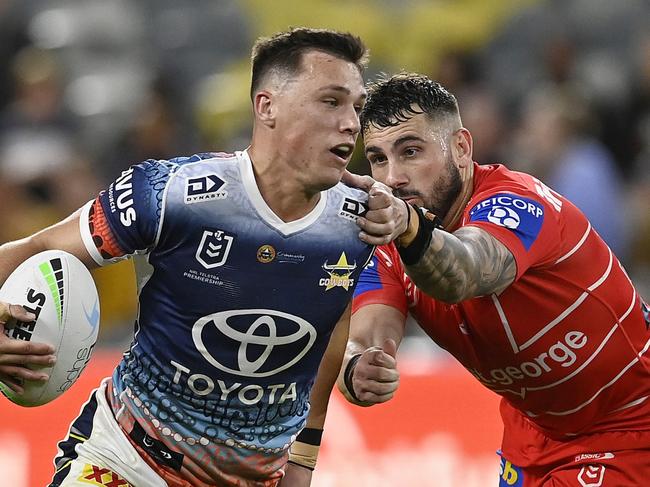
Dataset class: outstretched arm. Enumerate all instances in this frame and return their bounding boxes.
[280,303,352,486]
[396,206,516,302]
[343,171,515,302]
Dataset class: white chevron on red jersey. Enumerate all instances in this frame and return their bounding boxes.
[354,163,650,464]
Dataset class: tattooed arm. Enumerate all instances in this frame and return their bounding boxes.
[402,225,516,303]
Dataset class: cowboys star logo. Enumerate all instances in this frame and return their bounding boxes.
[319,252,357,291]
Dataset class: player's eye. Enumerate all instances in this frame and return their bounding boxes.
[323,98,338,107]
[403,147,419,158]
[367,154,387,165]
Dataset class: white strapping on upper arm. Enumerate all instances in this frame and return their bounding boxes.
[79,200,104,266]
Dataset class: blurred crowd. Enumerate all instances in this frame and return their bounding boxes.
[0,0,648,345]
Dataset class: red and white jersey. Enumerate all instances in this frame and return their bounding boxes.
[353,163,650,465]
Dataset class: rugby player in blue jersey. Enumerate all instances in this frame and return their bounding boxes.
[0,28,408,487]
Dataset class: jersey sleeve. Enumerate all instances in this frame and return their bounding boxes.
[79,160,175,265]
[463,178,562,279]
[352,245,408,316]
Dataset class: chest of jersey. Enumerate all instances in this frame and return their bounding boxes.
[126,158,372,390]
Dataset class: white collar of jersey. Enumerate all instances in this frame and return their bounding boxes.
[238,150,328,236]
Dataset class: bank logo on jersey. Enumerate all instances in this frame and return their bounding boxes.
[192,309,317,377]
[185,174,227,204]
[339,198,367,221]
[488,206,520,229]
[195,229,235,269]
[469,193,544,250]
[320,252,357,291]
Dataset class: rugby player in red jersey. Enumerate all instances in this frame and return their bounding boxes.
[340,73,650,486]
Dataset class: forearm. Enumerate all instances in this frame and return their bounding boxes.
[338,304,404,405]
[0,237,48,285]
[398,205,516,302]
[341,305,405,367]
[402,228,478,303]
[0,209,95,285]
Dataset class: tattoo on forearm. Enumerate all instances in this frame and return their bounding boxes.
[404,226,516,302]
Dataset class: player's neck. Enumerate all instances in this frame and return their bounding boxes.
[442,161,474,229]
[247,146,321,223]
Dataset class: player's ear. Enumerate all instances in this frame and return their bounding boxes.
[453,127,473,167]
[253,90,276,128]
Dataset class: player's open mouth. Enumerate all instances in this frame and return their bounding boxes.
[330,144,354,161]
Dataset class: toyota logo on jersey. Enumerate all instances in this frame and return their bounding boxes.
[192,309,317,378]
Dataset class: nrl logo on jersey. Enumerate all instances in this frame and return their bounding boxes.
[319,252,357,291]
[185,174,228,204]
[339,198,367,221]
[196,228,235,269]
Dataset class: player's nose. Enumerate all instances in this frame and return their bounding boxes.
[339,106,361,135]
[384,161,408,190]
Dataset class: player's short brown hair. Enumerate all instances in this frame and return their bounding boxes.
[250,27,368,99]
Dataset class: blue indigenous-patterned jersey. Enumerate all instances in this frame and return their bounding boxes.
[79,150,373,485]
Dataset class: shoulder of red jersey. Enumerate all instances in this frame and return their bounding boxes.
[463,163,565,276]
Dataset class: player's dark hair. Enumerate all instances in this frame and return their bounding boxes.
[360,72,459,133]
[250,27,368,99]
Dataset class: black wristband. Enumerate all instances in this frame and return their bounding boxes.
[343,353,363,402]
[296,427,323,446]
[397,205,444,266]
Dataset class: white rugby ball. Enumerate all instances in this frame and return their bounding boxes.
[0,250,100,407]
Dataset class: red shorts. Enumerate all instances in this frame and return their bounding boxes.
[499,448,650,486]
[498,403,650,486]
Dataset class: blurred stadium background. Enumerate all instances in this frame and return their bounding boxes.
[1,0,649,485]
